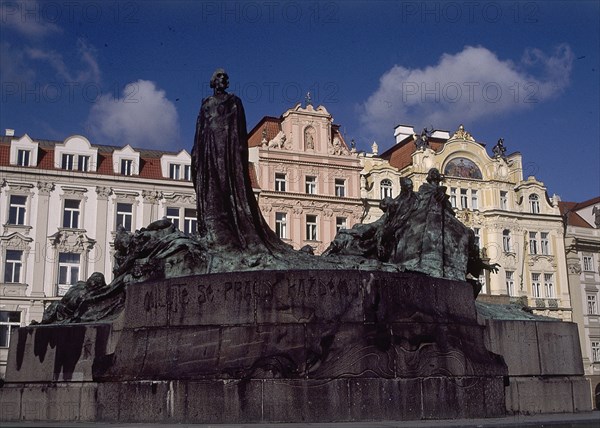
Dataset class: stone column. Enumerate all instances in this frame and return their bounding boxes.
[30,182,53,298]
[28,182,53,322]
[95,187,112,276]
[141,190,162,226]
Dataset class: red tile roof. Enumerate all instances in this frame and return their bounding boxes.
[0,136,185,181]
[248,163,260,190]
[248,117,281,148]
[559,199,600,228]
[381,136,445,171]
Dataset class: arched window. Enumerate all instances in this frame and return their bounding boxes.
[502,229,511,252]
[529,194,540,214]
[380,179,393,199]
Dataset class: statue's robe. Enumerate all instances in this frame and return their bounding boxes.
[191,93,287,252]
[392,183,472,281]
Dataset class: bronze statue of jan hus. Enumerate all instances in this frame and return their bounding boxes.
[191,69,288,253]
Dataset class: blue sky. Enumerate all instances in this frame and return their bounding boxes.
[1,0,598,202]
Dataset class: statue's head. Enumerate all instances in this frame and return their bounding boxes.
[400,177,413,192]
[426,168,442,185]
[210,68,229,92]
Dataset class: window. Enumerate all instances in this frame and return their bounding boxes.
[275,173,286,192]
[529,232,538,255]
[169,163,182,180]
[335,179,346,197]
[380,179,393,199]
[588,295,598,315]
[306,214,317,241]
[166,207,180,229]
[120,159,133,176]
[4,250,23,283]
[57,252,80,295]
[529,194,540,214]
[450,188,457,208]
[275,212,287,239]
[116,203,133,231]
[544,273,554,298]
[583,256,594,272]
[505,271,515,296]
[471,190,479,210]
[460,189,468,209]
[473,228,481,249]
[531,273,541,298]
[0,311,21,348]
[62,199,80,229]
[540,232,550,255]
[184,165,191,181]
[8,195,27,225]
[78,155,90,172]
[17,149,30,166]
[500,191,508,210]
[502,230,512,252]
[62,153,75,170]
[305,176,317,194]
[336,217,347,232]
[592,341,600,362]
[184,209,197,234]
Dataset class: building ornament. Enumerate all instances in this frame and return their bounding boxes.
[329,137,349,156]
[267,131,289,149]
[96,186,112,199]
[0,232,33,250]
[450,124,475,142]
[49,230,96,253]
[7,181,34,193]
[61,186,87,198]
[113,190,140,202]
[568,263,582,274]
[142,190,162,203]
[163,193,196,205]
[35,181,54,195]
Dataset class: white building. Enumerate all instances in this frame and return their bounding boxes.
[560,197,600,408]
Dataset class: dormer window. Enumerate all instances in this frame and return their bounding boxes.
[78,155,90,172]
[170,164,181,180]
[17,149,30,166]
[529,194,540,214]
[62,154,75,170]
[10,134,39,167]
[54,135,98,172]
[121,159,134,176]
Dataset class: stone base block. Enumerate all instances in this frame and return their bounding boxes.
[0,377,505,423]
[506,377,593,414]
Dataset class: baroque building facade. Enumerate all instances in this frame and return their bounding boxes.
[361,125,571,321]
[247,102,363,254]
[0,116,587,380]
[560,197,600,407]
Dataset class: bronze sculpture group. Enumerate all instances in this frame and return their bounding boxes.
[39,69,497,324]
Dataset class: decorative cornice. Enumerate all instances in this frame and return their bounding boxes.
[163,193,196,205]
[61,186,87,197]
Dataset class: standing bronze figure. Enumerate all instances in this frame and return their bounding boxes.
[191,69,286,252]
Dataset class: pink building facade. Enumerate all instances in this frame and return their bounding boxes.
[248,103,363,254]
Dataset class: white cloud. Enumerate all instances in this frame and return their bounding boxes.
[25,38,100,83]
[1,0,62,38]
[86,80,180,149]
[359,45,574,140]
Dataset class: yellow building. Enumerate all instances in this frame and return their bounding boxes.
[361,125,571,320]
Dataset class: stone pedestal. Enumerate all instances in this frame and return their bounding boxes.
[1,270,508,423]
